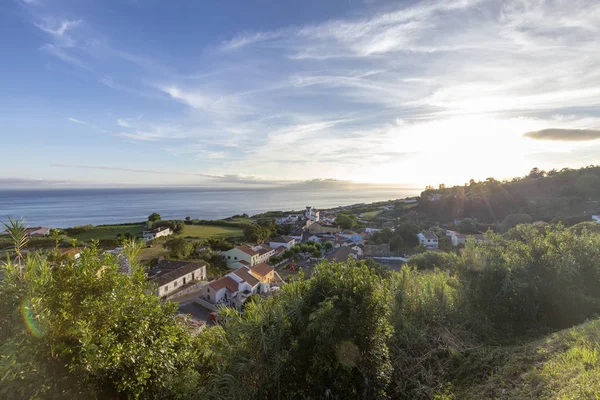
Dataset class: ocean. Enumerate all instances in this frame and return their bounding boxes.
[0,186,421,228]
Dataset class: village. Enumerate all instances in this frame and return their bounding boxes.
[6,192,594,333]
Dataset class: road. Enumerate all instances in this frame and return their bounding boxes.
[178,301,214,324]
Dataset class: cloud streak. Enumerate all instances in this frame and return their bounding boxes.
[35,19,80,37]
[524,128,600,141]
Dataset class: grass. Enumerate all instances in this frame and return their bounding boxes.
[442,318,600,399]
[138,245,169,264]
[179,225,243,239]
[72,223,146,242]
[361,210,381,218]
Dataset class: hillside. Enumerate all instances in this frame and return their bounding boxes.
[445,318,600,399]
[417,166,600,224]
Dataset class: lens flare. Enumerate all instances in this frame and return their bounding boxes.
[21,299,43,338]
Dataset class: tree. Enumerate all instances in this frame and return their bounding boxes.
[335,213,355,230]
[0,243,199,399]
[184,216,191,224]
[148,212,161,222]
[163,238,193,259]
[211,259,393,399]
[1,217,29,265]
[243,224,271,243]
[501,213,533,232]
[324,241,333,252]
[576,174,600,199]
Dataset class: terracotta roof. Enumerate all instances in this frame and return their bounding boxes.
[209,276,239,292]
[237,245,259,256]
[232,266,260,286]
[60,247,83,256]
[250,263,274,277]
[151,260,207,287]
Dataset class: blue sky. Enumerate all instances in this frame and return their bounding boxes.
[2,0,600,188]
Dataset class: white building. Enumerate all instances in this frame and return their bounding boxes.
[446,231,486,247]
[417,231,439,249]
[151,260,207,297]
[222,245,260,268]
[305,206,320,222]
[256,244,275,264]
[200,265,275,312]
[269,235,296,249]
[142,226,173,241]
[24,227,50,237]
[593,215,600,222]
[275,214,302,225]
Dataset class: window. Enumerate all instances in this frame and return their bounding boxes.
[207,288,210,292]
[234,256,237,260]
[174,281,178,287]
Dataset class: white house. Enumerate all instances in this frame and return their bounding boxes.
[447,231,486,247]
[305,206,320,222]
[256,244,275,264]
[418,231,439,249]
[199,275,239,306]
[200,266,270,312]
[24,227,50,237]
[269,235,296,249]
[365,227,382,234]
[593,215,600,222]
[275,214,302,225]
[222,245,260,268]
[151,260,207,297]
[142,226,173,241]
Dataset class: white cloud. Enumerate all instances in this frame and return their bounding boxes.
[116,119,130,128]
[220,31,282,51]
[35,19,81,37]
[67,117,87,125]
[29,0,600,184]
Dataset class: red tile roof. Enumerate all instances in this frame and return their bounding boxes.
[209,276,239,292]
[250,263,274,277]
[237,245,259,256]
[232,266,260,287]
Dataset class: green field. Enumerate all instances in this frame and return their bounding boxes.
[72,223,146,242]
[179,225,243,239]
[361,210,381,218]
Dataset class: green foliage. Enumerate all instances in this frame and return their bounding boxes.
[205,259,393,399]
[163,237,194,259]
[1,217,29,264]
[243,222,275,243]
[419,165,600,223]
[62,224,94,236]
[500,213,533,232]
[0,243,198,399]
[148,212,161,222]
[407,251,460,271]
[335,213,356,229]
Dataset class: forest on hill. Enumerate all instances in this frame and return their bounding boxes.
[2,220,600,399]
[417,165,600,224]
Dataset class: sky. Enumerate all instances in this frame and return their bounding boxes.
[1,0,600,188]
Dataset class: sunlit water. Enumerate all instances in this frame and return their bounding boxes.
[0,187,421,228]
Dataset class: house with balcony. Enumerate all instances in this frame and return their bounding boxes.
[417,231,439,249]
